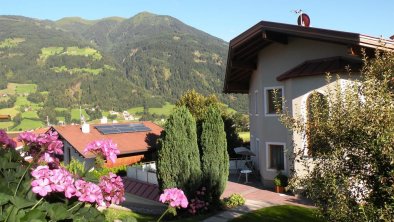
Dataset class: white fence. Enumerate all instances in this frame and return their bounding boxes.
[126,162,158,185]
[127,159,254,184]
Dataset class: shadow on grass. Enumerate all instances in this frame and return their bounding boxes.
[229,205,323,222]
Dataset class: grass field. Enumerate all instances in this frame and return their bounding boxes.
[0,83,37,95]
[51,66,103,75]
[71,108,90,120]
[15,84,37,94]
[0,121,13,130]
[39,46,102,64]
[0,37,25,48]
[239,131,250,142]
[230,205,322,222]
[12,119,44,131]
[149,102,176,116]
[21,111,39,119]
[127,106,144,114]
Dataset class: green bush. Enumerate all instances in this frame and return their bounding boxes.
[280,51,394,221]
[200,106,229,204]
[222,194,245,208]
[274,172,288,187]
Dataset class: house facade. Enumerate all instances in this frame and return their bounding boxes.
[224,20,394,185]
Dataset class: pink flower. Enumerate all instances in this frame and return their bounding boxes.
[99,173,125,206]
[84,139,120,163]
[75,180,104,205]
[159,188,188,208]
[0,130,16,149]
[31,178,52,196]
[18,131,37,144]
[31,165,51,179]
[47,140,63,155]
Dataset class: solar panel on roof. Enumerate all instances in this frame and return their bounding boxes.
[95,125,114,129]
[118,128,136,133]
[95,123,151,135]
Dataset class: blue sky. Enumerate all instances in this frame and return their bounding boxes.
[1,0,393,41]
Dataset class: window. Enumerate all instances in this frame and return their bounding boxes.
[306,92,329,156]
[265,87,283,115]
[266,143,285,170]
[254,90,258,115]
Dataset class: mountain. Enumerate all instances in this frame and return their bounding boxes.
[0,12,246,112]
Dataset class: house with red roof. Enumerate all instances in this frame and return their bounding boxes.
[50,121,162,168]
[224,19,394,186]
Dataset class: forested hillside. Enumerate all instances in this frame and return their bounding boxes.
[0,12,246,113]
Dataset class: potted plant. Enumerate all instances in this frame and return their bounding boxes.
[274,172,288,193]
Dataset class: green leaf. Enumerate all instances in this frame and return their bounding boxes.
[10,196,35,209]
[47,203,70,221]
[20,209,46,222]
[0,193,11,205]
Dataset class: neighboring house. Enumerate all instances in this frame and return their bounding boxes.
[224,20,394,186]
[51,121,162,168]
[0,115,11,122]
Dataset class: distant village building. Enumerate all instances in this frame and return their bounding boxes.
[50,121,162,168]
[109,111,119,116]
[122,110,136,121]
[0,115,11,122]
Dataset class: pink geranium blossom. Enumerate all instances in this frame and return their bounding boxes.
[31,178,52,196]
[18,131,63,163]
[31,165,76,198]
[75,179,104,206]
[99,172,125,206]
[0,130,16,149]
[84,139,120,163]
[159,188,188,208]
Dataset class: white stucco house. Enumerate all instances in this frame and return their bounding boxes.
[224,20,394,186]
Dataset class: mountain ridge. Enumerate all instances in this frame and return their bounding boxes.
[0,12,247,113]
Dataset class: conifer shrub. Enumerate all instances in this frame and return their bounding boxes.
[157,106,202,197]
[200,106,229,204]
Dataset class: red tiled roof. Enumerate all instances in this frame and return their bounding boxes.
[123,178,161,202]
[0,115,11,120]
[52,121,162,158]
[224,20,394,93]
[277,56,362,81]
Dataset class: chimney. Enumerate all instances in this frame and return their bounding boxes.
[81,123,90,134]
[100,116,108,124]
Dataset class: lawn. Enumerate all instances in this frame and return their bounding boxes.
[15,83,37,94]
[149,102,175,116]
[127,106,144,114]
[15,96,30,107]
[21,111,39,119]
[103,208,215,222]
[0,83,37,95]
[71,108,90,120]
[230,205,322,222]
[103,208,154,222]
[12,118,44,131]
[0,121,13,130]
[239,131,250,142]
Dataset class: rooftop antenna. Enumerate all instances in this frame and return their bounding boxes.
[292,9,310,27]
[79,106,85,124]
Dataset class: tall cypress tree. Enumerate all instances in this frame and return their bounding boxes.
[200,106,229,204]
[157,106,202,196]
